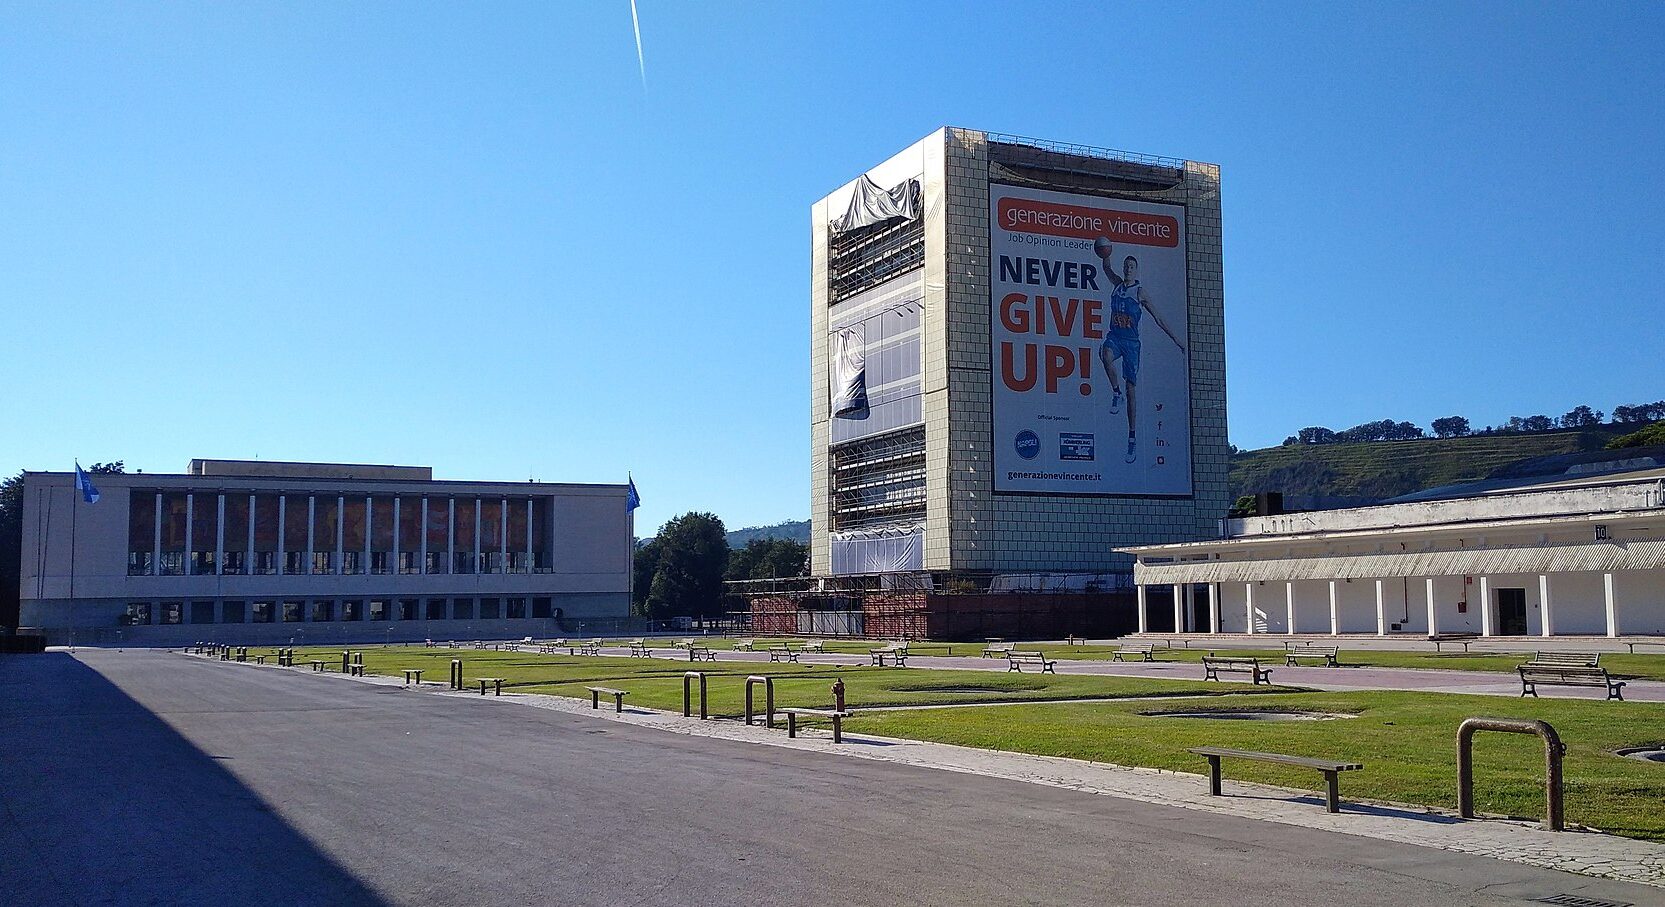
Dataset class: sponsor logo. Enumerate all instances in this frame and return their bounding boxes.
[1060,433,1095,461]
[1014,430,1041,460]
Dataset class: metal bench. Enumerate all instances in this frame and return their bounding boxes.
[309,660,326,672]
[586,686,629,712]
[1518,664,1625,700]
[628,639,653,658]
[1428,633,1477,653]
[1188,746,1363,813]
[768,646,799,663]
[578,640,602,656]
[982,643,1015,658]
[403,669,424,685]
[1284,643,1340,667]
[780,707,853,744]
[1113,645,1155,662]
[1006,651,1055,674]
[733,638,756,651]
[1202,655,1272,685]
[799,640,825,654]
[476,677,506,696]
[687,645,716,662]
[538,639,570,655]
[869,645,909,667]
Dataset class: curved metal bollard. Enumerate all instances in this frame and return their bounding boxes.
[745,675,775,728]
[683,672,708,720]
[1458,717,1565,831]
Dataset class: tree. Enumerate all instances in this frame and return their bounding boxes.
[727,538,807,581]
[1613,401,1665,423]
[630,537,661,615]
[1559,405,1603,428]
[1430,416,1470,439]
[0,472,23,630]
[1607,420,1665,450]
[1292,426,1338,445]
[1521,415,1555,432]
[643,512,729,621]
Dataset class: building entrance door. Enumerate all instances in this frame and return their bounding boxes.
[1496,588,1528,635]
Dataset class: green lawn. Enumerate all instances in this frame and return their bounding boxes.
[844,691,1665,842]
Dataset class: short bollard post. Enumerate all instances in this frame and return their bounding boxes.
[1457,717,1565,831]
[683,671,708,720]
[450,659,464,691]
[745,675,775,727]
[341,651,350,673]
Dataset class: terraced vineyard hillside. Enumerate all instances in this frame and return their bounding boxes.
[1228,426,1628,502]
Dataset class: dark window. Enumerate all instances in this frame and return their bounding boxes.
[284,551,306,575]
[127,491,155,575]
[424,499,448,573]
[480,499,503,573]
[342,497,365,573]
[221,551,246,575]
[530,498,551,572]
[371,551,391,574]
[252,494,280,573]
[311,551,334,575]
[252,601,274,623]
[222,600,246,623]
[451,598,474,621]
[190,601,215,624]
[159,493,187,574]
[506,597,526,619]
[370,496,394,573]
[125,603,152,625]
[222,494,249,575]
[368,600,389,621]
[191,494,217,574]
[252,551,276,575]
[532,597,552,619]
[397,497,422,573]
[282,601,304,622]
[311,600,334,622]
[425,598,446,620]
[479,598,500,620]
[341,600,362,621]
[282,494,309,571]
[398,599,419,621]
[312,497,338,574]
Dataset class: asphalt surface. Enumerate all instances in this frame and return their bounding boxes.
[2,650,1658,907]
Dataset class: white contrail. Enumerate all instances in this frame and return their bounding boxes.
[629,0,646,89]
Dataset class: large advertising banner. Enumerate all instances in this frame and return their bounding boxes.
[990,185,1192,496]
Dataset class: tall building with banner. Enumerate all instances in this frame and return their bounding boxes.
[790,129,1228,636]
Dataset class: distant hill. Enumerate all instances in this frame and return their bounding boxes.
[1229,425,1630,505]
[726,520,810,548]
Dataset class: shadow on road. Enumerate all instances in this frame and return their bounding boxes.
[0,652,390,905]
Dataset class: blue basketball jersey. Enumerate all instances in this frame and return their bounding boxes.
[1109,280,1142,339]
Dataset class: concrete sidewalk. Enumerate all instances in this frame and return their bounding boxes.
[610,646,1665,701]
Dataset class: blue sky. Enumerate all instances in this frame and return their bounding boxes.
[2,2,1661,534]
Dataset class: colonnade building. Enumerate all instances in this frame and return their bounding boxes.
[1123,460,1665,639]
[18,460,632,645]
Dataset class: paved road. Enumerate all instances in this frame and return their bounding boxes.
[2,651,1657,907]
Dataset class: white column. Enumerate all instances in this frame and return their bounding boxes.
[1374,579,1386,636]
[1328,580,1339,636]
[363,495,372,574]
[1285,581,1296,635]
[499,497,509,575]
[1136,584,1148,634]
[335,496,345,575]
[1479,576,1492,636]
[1425,577,1437,634]
[278,495,288,573]
[1208,583,1220,634]
[215,494,225,576]
[392,497,402,573]
[1172,586,1184,634]
[418,496,428,574]
[306,496,316,574]
[1603,572,1618,638]
[184,493,194,576]
[1539,574,1554,637]
[1245,583,1256,634]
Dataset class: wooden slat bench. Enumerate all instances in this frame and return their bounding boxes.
[1188,746,1364,813]
[403,669,424,685]
[538,639,570,655]
[800,640,826,654]
[1284,644,1340,667]
[1006,651,1056,674]
[1428,633,1477,653]
[1113,645,1155,662]
[1530,651,1600,668]
[982,643,1015,658]
[687,645,716,662]
[781,707,853,744]
[586,686,629,712]
[869,645,909,667]
[732,638,756,651]
[476,677,506,696]
[628,639,653,658]
[768,646,799,663]
[1202,656,1272,685]
[1518,664,1625,700]
[578,640,602,656]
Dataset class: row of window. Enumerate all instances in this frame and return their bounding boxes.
[128,549,551,577]
[123,597,558,625]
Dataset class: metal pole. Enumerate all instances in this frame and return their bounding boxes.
[1457,717,1564,831]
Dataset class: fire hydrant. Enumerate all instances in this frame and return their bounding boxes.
[832,677,846,712]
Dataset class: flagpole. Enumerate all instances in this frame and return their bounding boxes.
[68,474,77,653]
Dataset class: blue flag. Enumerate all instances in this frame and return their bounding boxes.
[73,461,101,504]
[625,477,641,512]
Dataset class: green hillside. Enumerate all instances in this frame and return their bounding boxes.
[1229,427,1627,502]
